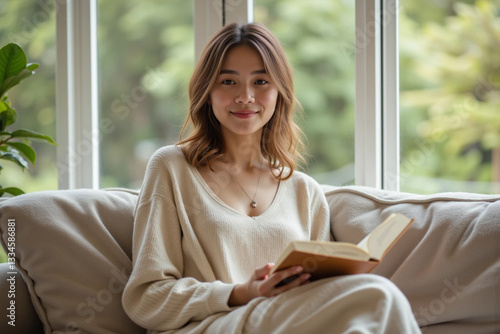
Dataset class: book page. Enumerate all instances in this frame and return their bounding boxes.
[291,241,370,261]
[357,213,413,261]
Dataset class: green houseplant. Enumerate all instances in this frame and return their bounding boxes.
[0,43,56,196]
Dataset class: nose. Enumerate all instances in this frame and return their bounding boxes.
[235,84,255,104]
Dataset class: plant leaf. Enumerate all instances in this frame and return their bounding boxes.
[10,129,56,145]
[5,141,36,165]
[0,150,28,169]
[0,43,27,82]
[0,99,8,112]
[0,67,37,98]
[27,63,39,71]
[0,100,17,131]
[0,186,25,196]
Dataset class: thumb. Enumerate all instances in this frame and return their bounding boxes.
[254,263,274,280]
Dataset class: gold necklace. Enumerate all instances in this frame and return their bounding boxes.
[233,167,263,208]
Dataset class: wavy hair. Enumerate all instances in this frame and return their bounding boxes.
[178,22,305,179]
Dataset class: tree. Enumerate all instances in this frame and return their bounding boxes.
[1,0,497,194]
[400,0,500,193]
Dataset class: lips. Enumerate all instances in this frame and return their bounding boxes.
[230,110,258,119]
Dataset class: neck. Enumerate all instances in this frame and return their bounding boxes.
[222,133,264,169]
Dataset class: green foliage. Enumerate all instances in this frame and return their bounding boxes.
[97,0,194,188]
[0,43,56,197]
[255,0,356,181]
[400,0,500,193]
[0,0,497,193]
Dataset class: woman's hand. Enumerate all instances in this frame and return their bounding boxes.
[228,263,310,307]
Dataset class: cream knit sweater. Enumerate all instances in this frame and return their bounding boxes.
[122,145,331,332]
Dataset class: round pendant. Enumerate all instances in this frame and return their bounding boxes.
[251,201,257,208]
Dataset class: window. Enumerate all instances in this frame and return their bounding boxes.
[399,0,500,194]
[254,0,356,186]
[0,0,58,193]
[97,0,194,189]
[21,0,496,194]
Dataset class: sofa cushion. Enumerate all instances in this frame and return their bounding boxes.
[0,262,44,333]
[323,185,500,334]
[1,185,499,334]
[0,189,145,334]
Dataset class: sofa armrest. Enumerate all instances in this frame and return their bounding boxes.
[0,262,44,333]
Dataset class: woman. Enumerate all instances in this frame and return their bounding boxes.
[122,22,420,333]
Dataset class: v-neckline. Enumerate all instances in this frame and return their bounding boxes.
[188,163,284,219]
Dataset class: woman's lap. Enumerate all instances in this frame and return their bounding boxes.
[207,274,421,334]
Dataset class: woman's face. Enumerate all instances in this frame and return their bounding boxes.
[209,44,279,140]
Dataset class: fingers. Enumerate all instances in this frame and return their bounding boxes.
[275,272,311,293]
[273,265,304,285]
[232,264,310,306]
[261,266,310,296]
[253,263,274,280]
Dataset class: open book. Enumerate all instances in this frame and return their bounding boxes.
[270,213,414,283]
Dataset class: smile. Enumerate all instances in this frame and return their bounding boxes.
[230,110,258,119]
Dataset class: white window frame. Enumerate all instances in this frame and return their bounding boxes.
[355,0,400,190]
[56,0,99,189]
[55,0,398,190]
[194,0,254,60]
[194,0,224,61]
[382,0,400,191]
[355,0,383,189]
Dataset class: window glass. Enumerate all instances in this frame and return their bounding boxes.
[254,0,356,185]
[399,0,500,194]
[0,0,58,194]
[98,0,194,189]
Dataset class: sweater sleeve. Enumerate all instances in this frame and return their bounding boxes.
[306,177,332,242]
[122,149,235,331]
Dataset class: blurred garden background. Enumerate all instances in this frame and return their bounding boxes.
[0,0,498,195]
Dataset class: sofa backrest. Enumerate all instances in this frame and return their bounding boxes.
[323,185,500,333]
[0,188,145,334]
[0,186,499,334]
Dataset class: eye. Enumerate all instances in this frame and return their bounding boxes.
[255,79,269,85]
[221,79,235,85]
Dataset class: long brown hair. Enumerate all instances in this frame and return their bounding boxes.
[178,22,304,179]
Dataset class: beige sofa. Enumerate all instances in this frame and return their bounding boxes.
[0,186,499,334]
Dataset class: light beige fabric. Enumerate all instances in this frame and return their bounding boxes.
[122,146,420,333]
[323,185,500,334]
[204,275,420,334]
[0,188,145,334]
[0,179,497,333]
[122,146,332,332]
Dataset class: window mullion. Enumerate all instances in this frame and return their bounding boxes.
[194,0,224,61]
[382,0,400,191]
[56,0,99,189]
[224,0,254,24]
[194,0,253,62]
[355,0,382,188]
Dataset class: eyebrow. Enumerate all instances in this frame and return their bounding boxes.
[220,69,267,75]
